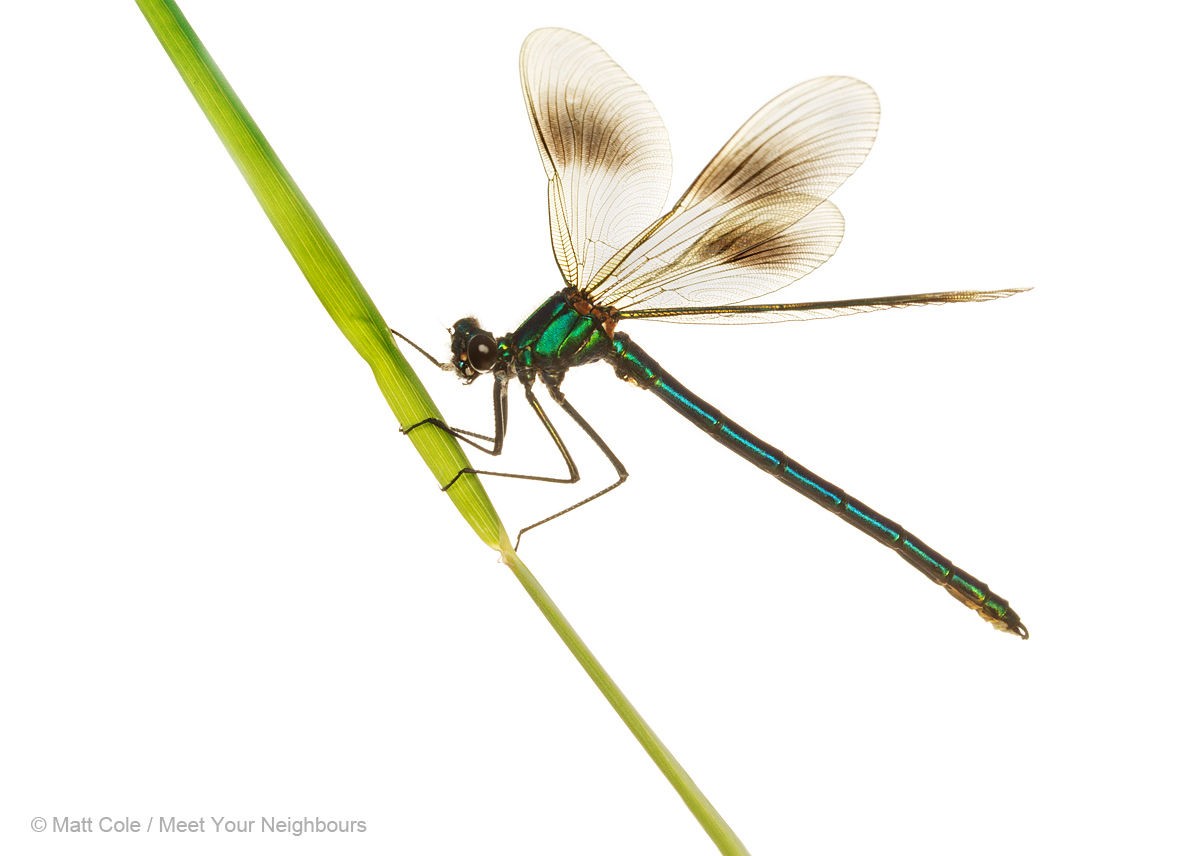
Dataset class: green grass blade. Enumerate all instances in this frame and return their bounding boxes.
[134,0,504,548]
[134,2,749,852]
[504,551,751,856]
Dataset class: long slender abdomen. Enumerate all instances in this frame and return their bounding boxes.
[606,333,1026,637]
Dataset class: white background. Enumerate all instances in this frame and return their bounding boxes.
[4,1,1196,854]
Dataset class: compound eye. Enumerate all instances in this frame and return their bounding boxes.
[466,333,498,373]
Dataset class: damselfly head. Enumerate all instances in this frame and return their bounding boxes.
[449,317,499,382]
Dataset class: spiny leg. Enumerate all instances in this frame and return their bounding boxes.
[401,372,510,455]
[413,374,629,547]
[443,378,583,491]
[390,327,510,452]
[512,378,629,550]
[389,327,447,370]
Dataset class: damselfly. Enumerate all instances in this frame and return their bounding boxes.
[395,28,1028,637]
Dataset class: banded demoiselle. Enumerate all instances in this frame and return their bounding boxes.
[395,28,1028,638]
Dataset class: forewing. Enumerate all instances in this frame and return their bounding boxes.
[587,77,879,311]
[520,28,672,290]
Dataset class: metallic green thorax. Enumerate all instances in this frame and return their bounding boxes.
[505,291,614,373]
